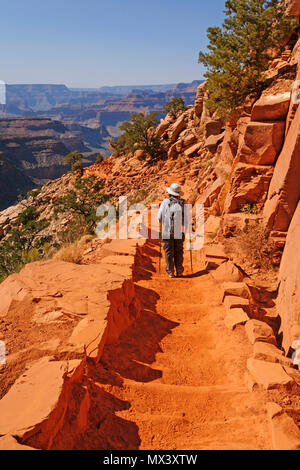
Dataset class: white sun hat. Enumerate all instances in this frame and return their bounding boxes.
[166,183,183,197]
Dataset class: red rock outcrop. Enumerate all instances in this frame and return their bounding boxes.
[0,238,147,449]
[251,93,291,122]
[263,103,300,231]
[238,121,285,165]
[276,201,300,354]
[223,164,273,213]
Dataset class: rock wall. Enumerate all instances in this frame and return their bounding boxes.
[277,201,300,354]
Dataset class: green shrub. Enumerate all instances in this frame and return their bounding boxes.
[96,154,104,164]
[63,150,83,171]
[240,203,258,214]
[27,188,41,199]
[54,175,108,233]
[163,97,185,119]
[115,113,164,161]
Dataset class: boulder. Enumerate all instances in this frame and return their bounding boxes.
[263,104,300,232]
[156,116,173,137]
[238,122,285,165]
[168,114,187,143]
[267,402,300,450]
[224,308,249,330]
[276,201,300,353]
[224,295,250,313]
[211,261,244,282]
[0,239,143,361]
[247,358,293,389]
[182,133,196,148]
[253,341,293,367]
[245,319,276,345]
[251,93,291,122]
[223,163,273,213]
[221,281,250,301]
[204,119,223,138]
[204,132,225,153]
[184,142,202,157]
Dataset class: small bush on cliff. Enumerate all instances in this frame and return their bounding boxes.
[58,215,89,244]
[63,150,83,172]
[116,112,164,161]
[54,175,109,233]
[0,205,50,279]
[27,187,41,199]
[163,97,186,119]
[96,153,104,164]
[240,202,258,214]
[198,0,296,119]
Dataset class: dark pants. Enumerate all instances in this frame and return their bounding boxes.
[163,237,184,275]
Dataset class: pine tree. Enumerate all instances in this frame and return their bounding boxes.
[63,150,83,171]
[117,112,163,160]
[199,0,296,119]
[163,97,186,118]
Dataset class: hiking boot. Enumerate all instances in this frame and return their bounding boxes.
[167,271,175,278]
[176,268,184,277]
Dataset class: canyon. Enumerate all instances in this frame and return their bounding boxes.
[0,1,299,451]
[0,81,201,209]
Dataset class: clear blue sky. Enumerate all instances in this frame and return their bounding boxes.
[1,0,226,87]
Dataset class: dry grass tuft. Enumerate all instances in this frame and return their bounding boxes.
[53,243,85,264]
[235,221,274,269]
[77,234,95,246]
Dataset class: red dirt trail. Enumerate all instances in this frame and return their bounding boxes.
[99,241,273,450]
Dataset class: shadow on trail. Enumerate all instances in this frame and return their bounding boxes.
[100,284,179,383]
[81,243,179,450]
[133,240,159,281]
[180,269,208,279]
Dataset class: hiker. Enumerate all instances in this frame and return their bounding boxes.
[157,183,187,278]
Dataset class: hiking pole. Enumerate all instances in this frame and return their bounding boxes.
[159,224,162,273]
[189,224,193,274]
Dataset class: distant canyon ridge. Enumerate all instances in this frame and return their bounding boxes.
[0,80,202,209]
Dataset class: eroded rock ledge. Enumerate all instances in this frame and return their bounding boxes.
[0,237,148,450]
